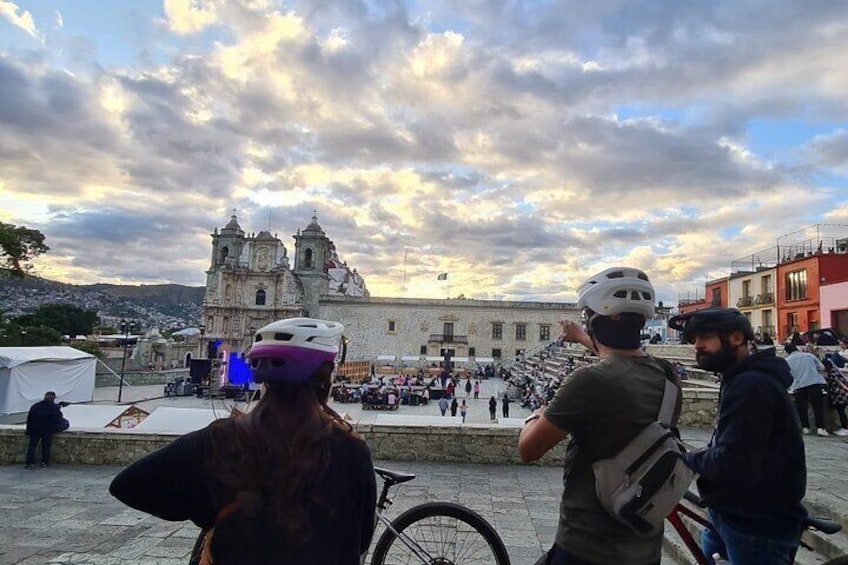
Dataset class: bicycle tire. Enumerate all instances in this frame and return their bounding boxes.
[371,501,510,565]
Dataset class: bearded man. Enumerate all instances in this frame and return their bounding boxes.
[668,308,807,564]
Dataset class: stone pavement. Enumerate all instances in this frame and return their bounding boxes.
[2,427,847,565]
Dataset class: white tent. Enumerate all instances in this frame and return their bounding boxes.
[0,347,96,414]
[133,407,227,433]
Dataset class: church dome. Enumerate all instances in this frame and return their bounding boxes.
[303,213,325,235]
[222,213,244,235]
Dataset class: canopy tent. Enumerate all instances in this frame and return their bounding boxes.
[0,347,96,414]
[376,354,396,361]
[452,356,470,363]
[400,355,421,362]
[133,407,226,433]
[61,404,149,430]
[425,356,444,362]
[474,357,495,363]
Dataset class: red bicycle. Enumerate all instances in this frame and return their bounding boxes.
[667,491,845,564]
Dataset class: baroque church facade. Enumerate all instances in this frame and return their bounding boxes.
[202,214,579,363]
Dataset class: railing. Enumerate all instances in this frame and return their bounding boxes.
[737,296,754,308]
[755,292,774,305]
[428,334,468,344]
[757,325,775,337]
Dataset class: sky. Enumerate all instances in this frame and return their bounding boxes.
[1,0,847,305]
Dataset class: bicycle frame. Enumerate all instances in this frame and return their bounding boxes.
[364,476,433,565]
[667,501,712,565]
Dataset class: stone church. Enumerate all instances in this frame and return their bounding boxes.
[202,214,579,363]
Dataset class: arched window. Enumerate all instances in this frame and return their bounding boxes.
[220,246,229,264]
[255,289,266,306]
[304,248,313,269]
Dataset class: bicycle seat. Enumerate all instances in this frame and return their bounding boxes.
[804,515,842,535]
[374,466,416,485]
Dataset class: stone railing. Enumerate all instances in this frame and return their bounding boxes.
[0,388,719,466]
[0,424,566,467]
[94,371,178,388]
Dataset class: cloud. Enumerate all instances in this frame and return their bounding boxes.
[0,1,39,39]
[2,0,847,304]
[163,0,220,34]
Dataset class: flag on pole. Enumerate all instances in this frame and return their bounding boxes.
[437,272,448,280]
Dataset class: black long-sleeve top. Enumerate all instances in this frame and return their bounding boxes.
[110,423,376,564]
[26,400,62,436]
[686,349,807,538]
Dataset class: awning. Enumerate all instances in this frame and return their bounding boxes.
[425,356,444,362]
[376,354,396,361]
[452,356,470,363]
[474,357,495,363]
[401,355,421,361]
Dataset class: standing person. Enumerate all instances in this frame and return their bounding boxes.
[501,392,510,418]
[25,391,65,469]
[473,380,480,399]
[110,318,376,565]
[438,396,449,416]
[823,357,848,436]
[464,379,472,399]
[450,397,459,417]
[460,400,467,423]
[488,396,497,421]
[668,308,807,564]
[784,343,829,436]
[519,267,679,564]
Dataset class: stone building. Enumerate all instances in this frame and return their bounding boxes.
[202,214,579,362]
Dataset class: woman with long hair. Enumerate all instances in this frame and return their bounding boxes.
[110,318,376,564]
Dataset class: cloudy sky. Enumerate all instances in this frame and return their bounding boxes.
[1,0,847,304]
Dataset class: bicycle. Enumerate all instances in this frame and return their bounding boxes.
[369,466,511,565]
[189,465,511,565]
[667,491,845,564]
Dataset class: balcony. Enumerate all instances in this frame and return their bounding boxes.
[736,295,754,308]
[755,292,774,305]
[429,334,468,344]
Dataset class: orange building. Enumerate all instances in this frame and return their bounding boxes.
[776,253,848,338]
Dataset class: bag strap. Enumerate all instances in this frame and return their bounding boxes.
[198,500,240,565]
[658,377,679,426]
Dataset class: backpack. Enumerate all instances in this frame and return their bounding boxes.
[591,373,694,537]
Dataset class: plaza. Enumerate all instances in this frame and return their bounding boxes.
[1,375,847,564]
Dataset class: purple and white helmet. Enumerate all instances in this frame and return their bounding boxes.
[248,318,345,384]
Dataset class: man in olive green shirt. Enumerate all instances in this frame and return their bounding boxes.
[519,268,678,565]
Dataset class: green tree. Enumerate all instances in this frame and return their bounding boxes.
[14,304,100,336]
[71,340,105,359]
[94,325,118,335]
[0,222,49,277]
[19,325,62,346]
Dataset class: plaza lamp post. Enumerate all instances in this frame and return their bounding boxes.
[118,319,138,403]
[20,329,27,346]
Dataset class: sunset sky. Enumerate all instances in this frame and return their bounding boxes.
[1,1,847,303]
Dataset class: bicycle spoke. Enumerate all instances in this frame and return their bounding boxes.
[381,513,501,565]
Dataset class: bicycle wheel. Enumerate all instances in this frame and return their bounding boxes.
[371,502,510,565]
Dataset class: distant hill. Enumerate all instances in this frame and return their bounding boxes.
[0,274,205,330]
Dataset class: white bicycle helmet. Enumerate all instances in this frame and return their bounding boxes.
[576,267,656,320]
[248,317,345,384]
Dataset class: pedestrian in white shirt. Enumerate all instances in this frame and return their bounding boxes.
[785,343,828,436]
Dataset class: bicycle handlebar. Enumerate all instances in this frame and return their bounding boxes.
[683,490,705,507]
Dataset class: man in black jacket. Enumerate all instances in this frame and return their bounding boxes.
[669,308,806,564]
[25,391,64,469]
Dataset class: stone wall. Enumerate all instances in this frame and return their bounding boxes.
[94,371,180,388]
[0,424,566,467]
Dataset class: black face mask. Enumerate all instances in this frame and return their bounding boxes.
[695,338,738,373]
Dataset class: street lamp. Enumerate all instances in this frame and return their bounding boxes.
[198,324,206,358]
[118,319,138,403]
[20,329,27,346]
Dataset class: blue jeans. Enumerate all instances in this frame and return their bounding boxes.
[702,510,799,565]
